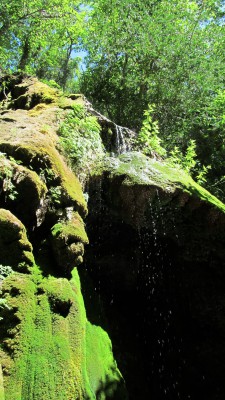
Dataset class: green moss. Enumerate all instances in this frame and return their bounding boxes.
[51,212,89,244]
[102,152,225,213]
[28,103,51,117]
[1,273,37,399]
[13,78,60,110]
[86,322,126,399]
[0,364,4,400]
[0,142,87,217]
[50,213,89,272]
[0,209,34,271]
[1,268,124,400]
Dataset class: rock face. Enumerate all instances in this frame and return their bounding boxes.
[0,75,126,400]
[2,74,225,400]
[84,153,225,399]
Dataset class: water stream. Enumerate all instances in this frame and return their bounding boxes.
[114,124,131,154]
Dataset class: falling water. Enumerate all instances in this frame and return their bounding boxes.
[115,125,126,154]
[113,124,135,155]
[135,192,189,399]
[81,120,198,398]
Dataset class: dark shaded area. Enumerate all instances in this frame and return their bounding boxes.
[80,176,225,400]
[0,305,21,358]
[0,73,25,102]
[48,297,72,317]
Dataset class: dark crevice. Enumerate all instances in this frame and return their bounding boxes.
[49,297,72,318]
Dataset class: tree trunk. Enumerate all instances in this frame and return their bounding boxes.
[18,36,30,71]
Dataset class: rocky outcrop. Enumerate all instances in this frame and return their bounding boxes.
[85,153,225,400]
[0,75,126,400]
[0,209,34,272]
[2,74,225,400]
[91,152,225,260]
[51,212,89,274]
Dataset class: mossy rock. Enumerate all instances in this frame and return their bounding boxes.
[101,152,225,210]
[51,212,89,274]
[0,75,126,400]
[10,77,60,110]
[0,209,34,272]
[0,364,4,400]
[0,114,87,217]
[86,322,127,399]
[94,152,225,228]
[0,268,126,400]
[0,154,47,228]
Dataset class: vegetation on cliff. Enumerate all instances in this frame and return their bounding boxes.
[3,0,225,202]
[0,76,126,400]
[0,1,225,396]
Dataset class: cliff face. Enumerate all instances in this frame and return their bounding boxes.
[0,75,126,400]
[1,75,225,400]
[85,155,225,399]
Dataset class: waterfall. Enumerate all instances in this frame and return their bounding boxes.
[115,125,126,154]
[114,124,135,155]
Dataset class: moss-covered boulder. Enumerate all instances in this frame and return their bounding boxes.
[0,209,34,272]
[97,151,225,222]
[0,75,59,110]
[0,268,125,400]
[0,75,87,217]
[90,152,225,260]
[51,212,89,275]
[0,153,47,228]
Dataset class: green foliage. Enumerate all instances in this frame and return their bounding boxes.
[169,140,197,173]
[196,165,212,186]
[39,167,56,184]
[40,79,61,90]
[48,186,62,205]
[79,0,225,199]
[168,139,211,185]
[136,105,166,157]
[58,104,104,176]
[0,0,88,90]
[81,0,225,128]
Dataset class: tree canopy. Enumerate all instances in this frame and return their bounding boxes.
[0,0,86,89]
[1,0,225,199]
